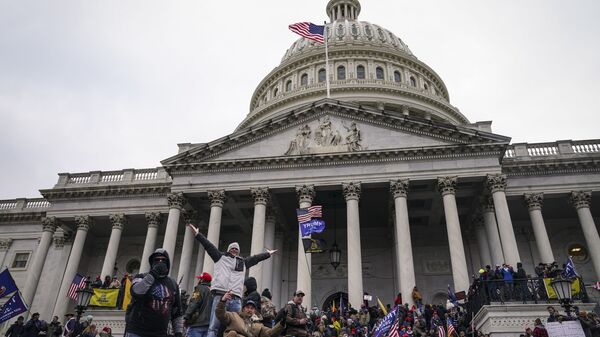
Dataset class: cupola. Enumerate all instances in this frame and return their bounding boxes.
[326,0,361,21]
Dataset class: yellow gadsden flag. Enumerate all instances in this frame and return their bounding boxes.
[122,277,132,310]
[543,278,581,299]
[89,288,119,307]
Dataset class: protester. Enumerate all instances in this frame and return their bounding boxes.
[22,313,42,337]
[81,324,97,337]
[532,318,548,337]
[62,314,76,337]
[412,287,423,309]
[125,248,184,337]
[260,289,277,328]
[48,317,62,337]
[186,223,276,337]
[5,316,25,337]
[546,306,561,323]
[216,290,284,337]
[101,275,112,289]
[243,277,262,314]
[285,290,310,337]
[110,276,121,289]
[185,272,214,337]
[98,327,112,337]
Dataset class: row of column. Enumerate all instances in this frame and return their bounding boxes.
[475,189,600,279]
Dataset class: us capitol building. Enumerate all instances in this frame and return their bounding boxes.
[1,1,599,335]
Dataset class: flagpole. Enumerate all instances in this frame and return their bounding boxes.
[324,21,331,99]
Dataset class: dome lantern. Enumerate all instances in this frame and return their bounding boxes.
[326,0,361,22]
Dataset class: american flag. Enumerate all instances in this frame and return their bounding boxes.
[437,326,446,337]
[68,274,87,301]
[296,205,323,224]
[447,318,456,337]
[388,314,401,337]
[308,205,322,218]
[288,22,325,43]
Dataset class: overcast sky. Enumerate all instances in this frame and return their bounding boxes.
[1,0,599,200]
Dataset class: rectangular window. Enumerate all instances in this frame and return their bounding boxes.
[12,252,30,269]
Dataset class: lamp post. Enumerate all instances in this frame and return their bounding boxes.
[75,279,94,322]
[550,274,574,318]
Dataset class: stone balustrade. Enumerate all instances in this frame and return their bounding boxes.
[504,139,600,158]
[0,198,50,211]
[55,167,170,187]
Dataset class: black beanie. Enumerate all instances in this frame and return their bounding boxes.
[261,288,272,299]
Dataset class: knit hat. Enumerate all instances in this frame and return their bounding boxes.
[227,242,240,252]
[261,288,272,299]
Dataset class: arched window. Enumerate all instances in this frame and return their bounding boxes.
[356,65,365,79]
[410,76,417,87]
[337,66,346,80]
[394,71,401,83]
[285,80,292,92]
[376,67,384,80]
[300,73,308,86]
[273,87,279,97]
[318,68,326,83]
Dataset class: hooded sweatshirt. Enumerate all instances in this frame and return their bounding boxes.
[125,249,183,337]
[244,277,262,313]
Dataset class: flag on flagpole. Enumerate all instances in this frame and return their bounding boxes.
[307,205,322,218]
[437,325,446,337]
[372,307,398,337]
[563,257,578,279]
[121,277,132,310]
[388,312,401,337]
[0,291,27,324]
[0,269,19,299]
[331,299,336,312]
[288,22,325,43]
[296,208,312,224]
[377,297,388,315]
[447,284,458,306]
[68,274,87,301]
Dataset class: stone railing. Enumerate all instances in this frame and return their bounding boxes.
[504,139,600,159]
[55,167,170,187]
[0,198,50,211]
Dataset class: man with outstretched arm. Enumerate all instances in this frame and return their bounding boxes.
[187,224,276,337]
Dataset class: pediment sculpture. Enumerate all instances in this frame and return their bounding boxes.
[285,116,364,155]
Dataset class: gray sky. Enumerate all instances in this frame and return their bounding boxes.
[1,0,599,199]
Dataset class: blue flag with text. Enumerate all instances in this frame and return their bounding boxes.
[0,292,28,324]
[0,269,18,299]
[299,219,326,237]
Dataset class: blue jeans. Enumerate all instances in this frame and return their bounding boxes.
[188,326,209,337]
[207,295,241,337]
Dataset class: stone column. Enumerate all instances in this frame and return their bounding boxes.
[0,239,13,268]
[390,179,416,306]
[202,190,226,275]
[23,217,57,307]
[100,214,126,279]
[474,220,492,267]
[178,210,199,292]
[570,191,600,278]
[487,174,520,266]
[481,195,504,266]
[140,212,161,273]
[249,187,270,290]
[272,231,284,307]
[524,193,555,264]
[437,177,469,292]
[262,212,276,294]
[53,216,92,318]
[295,184,315,309]
[343,182,364,309]
[163,193,185,262]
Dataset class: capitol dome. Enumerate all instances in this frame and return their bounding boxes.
[237,0,470,130]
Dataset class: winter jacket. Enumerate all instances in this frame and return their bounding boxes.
[285,301,309,337]
[195,233,270,298]
[260,296,277,327]
[22,320,41,337]
[5,322,25,337]
[215,300,284,337]
[533,325,549,337]
[184,281,213,328]
[125,249,184,337]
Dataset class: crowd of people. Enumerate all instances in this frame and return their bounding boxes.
[5,312,113,337]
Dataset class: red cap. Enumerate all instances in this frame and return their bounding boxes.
[196,272,212,282]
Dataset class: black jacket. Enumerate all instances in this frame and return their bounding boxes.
[244,277,262,313]
[184,282,213,328]
[5,322,25,337]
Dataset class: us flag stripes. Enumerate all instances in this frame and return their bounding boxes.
[68,273,87,301]
[437,326,446,337]
[447,318,456,336]
[307,205,322,218]
[288,22,325,43]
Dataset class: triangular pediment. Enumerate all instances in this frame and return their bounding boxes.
[162,100,510,171]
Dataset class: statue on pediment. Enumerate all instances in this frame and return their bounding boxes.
[343,121,362,151]
[285,124,312,155]
[315,116,342,146]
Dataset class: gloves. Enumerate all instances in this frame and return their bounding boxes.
[150,261,169,279]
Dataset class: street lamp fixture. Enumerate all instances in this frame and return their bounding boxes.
[75,279,94,322]
[329,243,341,269]
[550,275,574,318]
